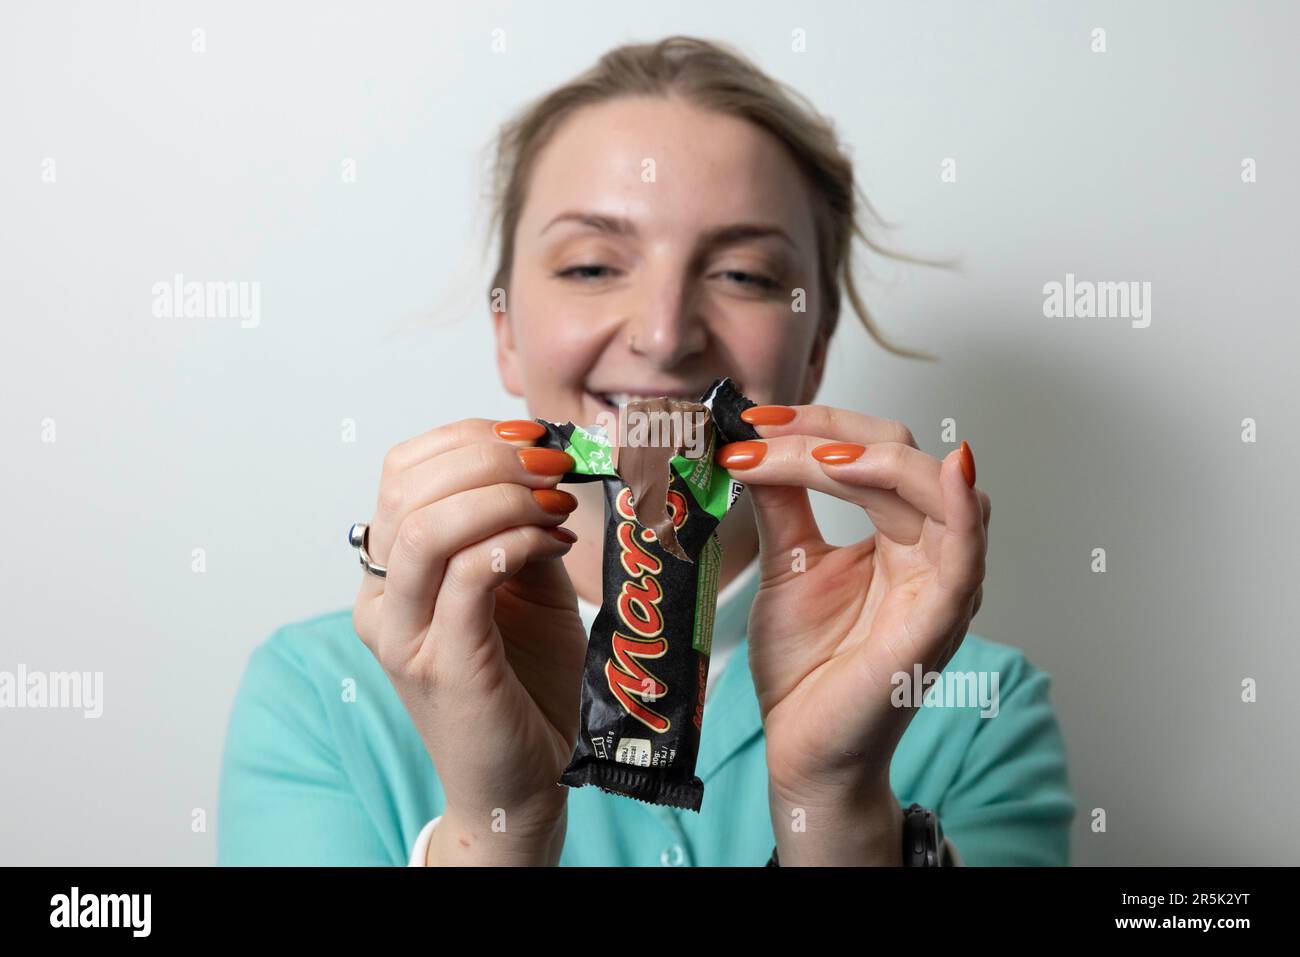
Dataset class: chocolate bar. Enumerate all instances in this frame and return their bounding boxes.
[533,377,760,811]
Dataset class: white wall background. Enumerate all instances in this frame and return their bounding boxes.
[2,0,1296,865]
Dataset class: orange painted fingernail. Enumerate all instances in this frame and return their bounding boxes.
[532,488,578,514]
[959,440,976,488]
[517,447,574,475]
[811,442,865,464]
[494,419,547,442]
[716,440,767,469]
[546,526,578,544]
[741,405,796,426]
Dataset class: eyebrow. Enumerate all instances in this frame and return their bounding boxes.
[540,211,798,252]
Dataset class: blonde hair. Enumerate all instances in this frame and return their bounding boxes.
[482,35,944,361]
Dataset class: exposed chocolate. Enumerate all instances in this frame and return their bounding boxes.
[615,397,710,563]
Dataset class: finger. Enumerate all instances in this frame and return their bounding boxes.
[505,529,583,615]
[370,442,573,567]
[744,405,992,533]
[905,447,986,659]
[718,436,934,545]
[377,483,577,662]
[488,418,552,448]
[740,404,917,449]
[380,417,537,477]
[359,418,553,604]
[934,445,985,603]
[738,403,989,534]
[426,524,577,680]
[745,484,825,567]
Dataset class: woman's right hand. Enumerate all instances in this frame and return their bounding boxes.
[351,418,588,865]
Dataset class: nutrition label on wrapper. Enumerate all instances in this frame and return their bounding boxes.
[615,737,652,767]
[609,736,681,769]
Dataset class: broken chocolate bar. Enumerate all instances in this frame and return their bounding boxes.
[615,395,711,563]
[533,377,760,811]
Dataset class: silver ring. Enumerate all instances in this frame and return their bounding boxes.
[348,522,387,579]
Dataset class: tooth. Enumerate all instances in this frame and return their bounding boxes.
[600,392,693,406]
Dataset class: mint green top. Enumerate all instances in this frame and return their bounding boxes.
[218,569,1075,866]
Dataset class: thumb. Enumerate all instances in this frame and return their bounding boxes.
[744,483,824,570]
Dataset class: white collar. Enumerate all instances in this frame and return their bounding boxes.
[576,551,762,655]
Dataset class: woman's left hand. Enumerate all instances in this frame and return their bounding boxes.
[716,404,990,865]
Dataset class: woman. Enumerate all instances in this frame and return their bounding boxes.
[217,35,1075,866]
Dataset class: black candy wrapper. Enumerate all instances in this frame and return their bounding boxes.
[533,377,760,811]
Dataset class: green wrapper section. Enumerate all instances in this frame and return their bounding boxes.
[671,431,739,520]
[562,425,617,477]
[692,534,722,654]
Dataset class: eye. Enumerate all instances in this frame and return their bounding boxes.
[717,270,780,290]
[554,264,615,282]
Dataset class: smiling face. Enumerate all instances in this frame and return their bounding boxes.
[494,94,829,428]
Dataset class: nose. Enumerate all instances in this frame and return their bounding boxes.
[625,277,707,367]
